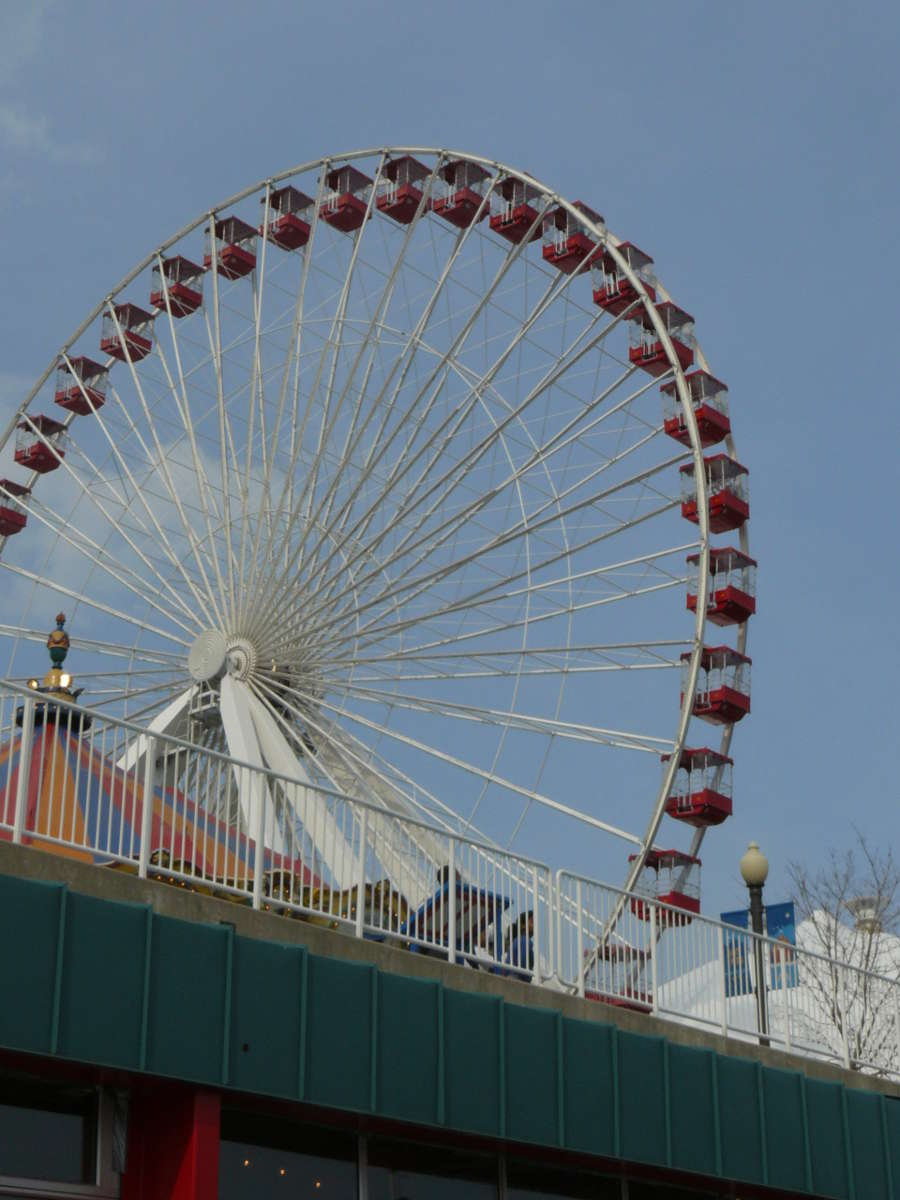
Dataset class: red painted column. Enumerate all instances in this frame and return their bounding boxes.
[122,1087,220,1200]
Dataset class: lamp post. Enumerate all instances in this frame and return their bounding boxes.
[740,841,770,1046]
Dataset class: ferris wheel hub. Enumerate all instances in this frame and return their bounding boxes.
[225,637,257,680]
[187,630,228,682]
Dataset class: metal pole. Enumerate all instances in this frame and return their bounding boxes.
[355,806,367,941]
[251,768,265,911]
[137,737,157,880]
[576,879,585,999]
[531,866,541,984]
[447,839,457,965]
[12,696,35,845]
[748,882,769,1046]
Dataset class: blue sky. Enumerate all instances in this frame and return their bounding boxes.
[1,1,898,916]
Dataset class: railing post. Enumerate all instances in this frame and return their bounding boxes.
[251,769,265,911]
[839,964,851,1069]
[575,879,585,999]
[137,736,157,880]
[531,866,542,984]
[355,805,367,941]
[12,695,35,845]
[718,924,729,1037]
[447,838,456,965]
[546,870,555,984]
[780,946,792,1051]
[649,903,659,1013]
[555,870,564,985]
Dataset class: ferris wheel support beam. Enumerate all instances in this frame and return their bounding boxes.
[219,674,272,857]
[249,675,438,904]
[242,685,358,890]
[116,685,196,775]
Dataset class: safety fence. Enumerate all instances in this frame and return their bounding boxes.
[0,679,897,1082]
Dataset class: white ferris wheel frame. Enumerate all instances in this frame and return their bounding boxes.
[0,146,750,895]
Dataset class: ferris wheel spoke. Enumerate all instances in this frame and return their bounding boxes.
[285,156,389,558]
[251,672,449,833]
[290,334,642,636]
[64,365,223,627]
[204,217,243,626]
[12,495,199,638]
[0,560,190,647]
[251,171,527,625]
[304,454,683,654]
[288,683,644,846]
[0,628,185,669]
[152,271,239,626]
[292,262,580,605]
[85,675,192,709]
[297,222,565,585]
[325,680,676,755]
[297,172,448,561]
[333,566,684,667]
[22,432,208,633]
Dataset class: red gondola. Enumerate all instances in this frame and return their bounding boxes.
[687,546,756,626]
[99,304,155,363]
[489,177,542,244]
[14,415,67,474]
[681,645,751,725]
[542,201,603,274]
[628,301,694,375]
[150,256,204,317]
[591,241,655,316]
[376,156,430,225]
[662,747,733,827]
[680,454,749,534]
[262,186,315,250]
[0,480,30,536]
[628,848,701,923]
[319,165,372,233]
[431,160,492,229]
[54,357,108,415]
[661,370,730,447]
[204,216,257,279]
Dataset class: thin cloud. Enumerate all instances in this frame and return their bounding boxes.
[0,2,56,80]
[0,104,102,167]
[0,5,102,167]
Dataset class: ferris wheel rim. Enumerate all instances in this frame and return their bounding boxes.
[0,145,751,894]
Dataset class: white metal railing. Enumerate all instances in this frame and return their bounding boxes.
[1,678,898,1081]
[556,869,900,1081]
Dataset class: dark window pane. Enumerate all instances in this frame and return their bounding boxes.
[507,1159,619,1199]
[368,1138,497,1200]
[219,1113,356,1200]
[0,1078,95,1184]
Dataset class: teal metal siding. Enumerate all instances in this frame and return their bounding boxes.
[0,870,897,1200]
[806,1079,851,1200]
[443,990,503,1137]
[668,1044,717,1179]
[560,1018,616,1158]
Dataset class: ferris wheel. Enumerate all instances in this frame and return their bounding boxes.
[0,147,752,900]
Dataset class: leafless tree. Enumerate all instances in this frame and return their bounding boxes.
[787,831,900,1074]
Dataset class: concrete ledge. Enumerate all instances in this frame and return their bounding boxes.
[1,840,896,1098]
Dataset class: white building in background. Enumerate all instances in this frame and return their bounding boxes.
[657,911,900,1078]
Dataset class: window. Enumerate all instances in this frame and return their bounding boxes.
[367,1137,498,1200]
[0,1076,97,1186]
[507,1159,619,1199]
[219,1112,357,1199]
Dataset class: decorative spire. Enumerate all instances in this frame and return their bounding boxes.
[47,612,70,669]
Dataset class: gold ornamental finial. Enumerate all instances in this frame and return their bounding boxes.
[41,613,74,694]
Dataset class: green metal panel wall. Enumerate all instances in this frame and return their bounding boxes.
[0,871,897,1200]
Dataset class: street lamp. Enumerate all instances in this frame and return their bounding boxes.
[739,841,769,1045]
